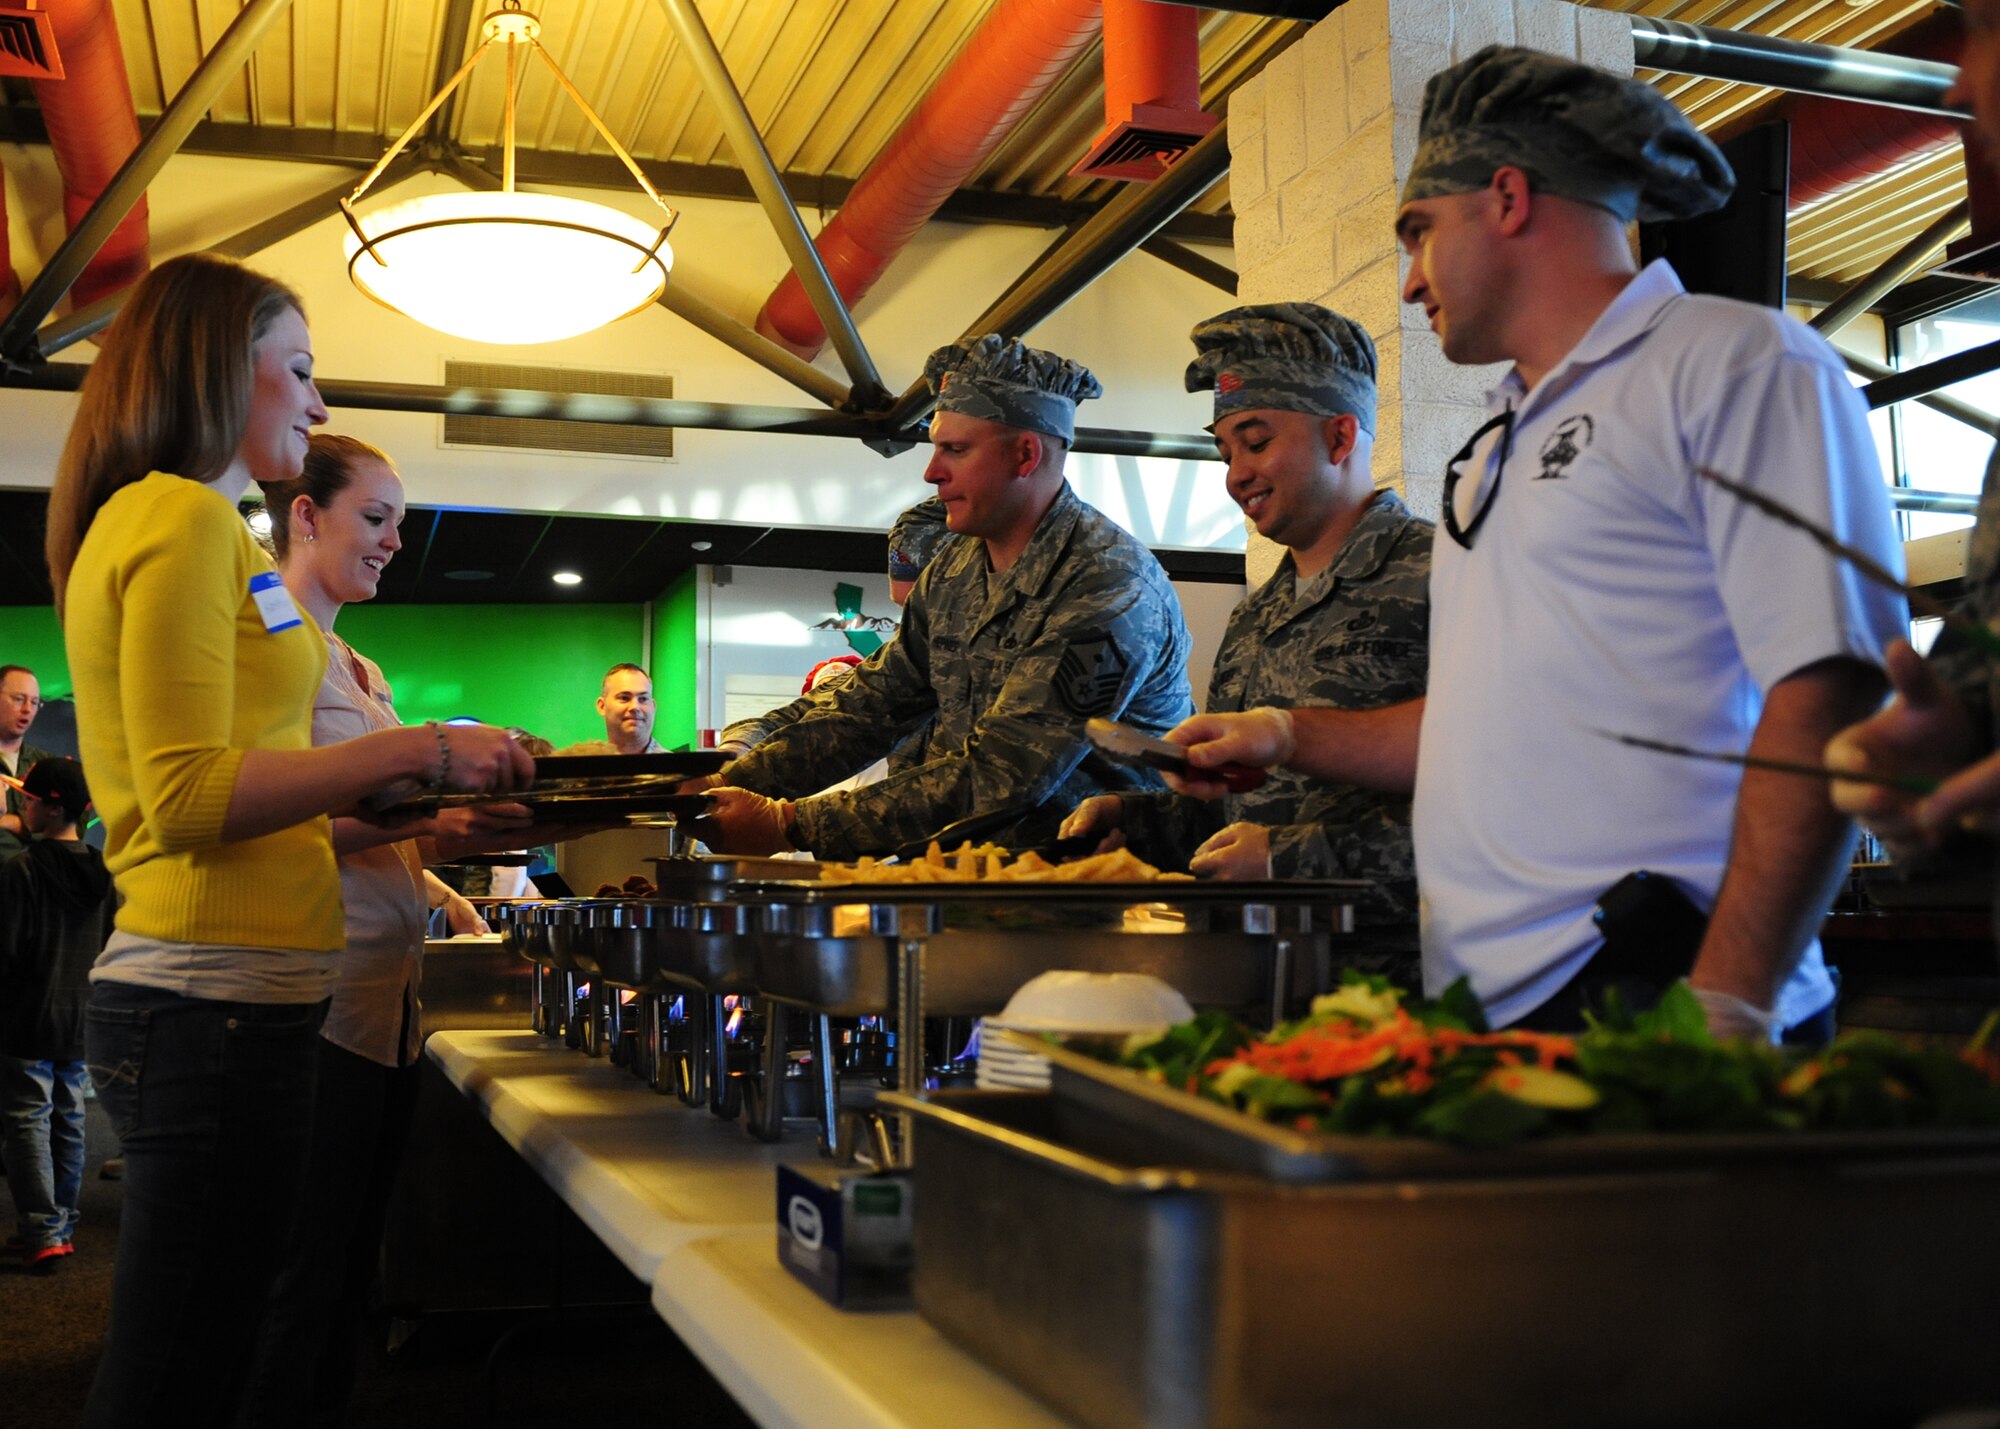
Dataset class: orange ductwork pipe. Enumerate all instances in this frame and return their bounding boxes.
[1072,0,1216,183]
[755,0,1103,361]
[35,0,148,311]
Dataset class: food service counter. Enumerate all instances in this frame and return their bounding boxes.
[425,1030,1069,1429]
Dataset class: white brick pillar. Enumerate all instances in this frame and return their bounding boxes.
[1227,0,1633,575]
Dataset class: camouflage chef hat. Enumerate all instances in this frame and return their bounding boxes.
[922,334,1103,445]
[885,496,953,583]
[1401,46,1733,224]
[1185,303,1378,436]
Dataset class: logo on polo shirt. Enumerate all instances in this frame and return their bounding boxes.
[1538,414,1594,480]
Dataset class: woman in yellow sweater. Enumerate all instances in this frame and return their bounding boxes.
[45,254,534,1428]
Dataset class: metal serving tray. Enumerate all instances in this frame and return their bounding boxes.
[737,879,1362,1020]
[1023,1033,2000,1184]
[893,1089,2000,1429]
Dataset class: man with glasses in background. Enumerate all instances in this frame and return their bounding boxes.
[1,665,54,856]
[1161,48,1901,1041]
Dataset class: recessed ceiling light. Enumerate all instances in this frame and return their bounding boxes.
[552,571,584,587]
[245,509,273,537]
[690,540,713,552]
[444,569,494,582]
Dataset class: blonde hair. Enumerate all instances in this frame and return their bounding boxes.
[45,254,306,614]
[259,432,395,563]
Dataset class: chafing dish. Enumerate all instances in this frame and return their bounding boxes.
[894,1088,2000,1429]
[735,878,1365,1162]
[491,902,574,1040]
[648,854,824,901]
[588,898,740,1108]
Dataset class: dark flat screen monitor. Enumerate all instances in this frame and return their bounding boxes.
[1640,122,1789,310]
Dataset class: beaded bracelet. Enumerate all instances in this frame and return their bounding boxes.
[425,719,451,792]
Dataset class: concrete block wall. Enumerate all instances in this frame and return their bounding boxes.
[1228,0,1632,581]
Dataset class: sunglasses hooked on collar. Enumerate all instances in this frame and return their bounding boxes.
[1442,405,1516,550]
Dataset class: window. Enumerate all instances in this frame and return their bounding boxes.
[1892,290,2000,540]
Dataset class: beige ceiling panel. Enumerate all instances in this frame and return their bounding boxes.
[730,0,847,166]
[761,0,889,169]
[107,0,166,114]
[823,1,987,175]
[786,0,970,175]
[574,1,673,158]
[673,0,792,166]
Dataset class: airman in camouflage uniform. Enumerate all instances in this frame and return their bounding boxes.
[708,336,1195,859]
[1079,304,1430,971]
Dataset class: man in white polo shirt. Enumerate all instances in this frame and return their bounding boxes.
[1164,47,1904,1040]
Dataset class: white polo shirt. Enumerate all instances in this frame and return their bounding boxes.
[1414,260,1904,1029]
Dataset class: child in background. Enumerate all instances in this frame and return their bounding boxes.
[0,757,115,1274]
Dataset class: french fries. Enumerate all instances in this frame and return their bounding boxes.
[817,840,1193,885]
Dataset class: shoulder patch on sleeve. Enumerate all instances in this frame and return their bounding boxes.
[1055,638,1130,717]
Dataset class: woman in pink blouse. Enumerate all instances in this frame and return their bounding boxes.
[239,433,569,1422]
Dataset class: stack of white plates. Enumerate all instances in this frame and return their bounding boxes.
[975,971,1197,1092]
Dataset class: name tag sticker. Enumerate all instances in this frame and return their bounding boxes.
[249,571,303,634]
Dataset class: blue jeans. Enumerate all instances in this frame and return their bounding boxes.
[0,1053,89,1251]
[81,982,326,1429]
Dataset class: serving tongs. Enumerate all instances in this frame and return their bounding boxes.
[886,804,1096,866]
[1085,718,1267,792]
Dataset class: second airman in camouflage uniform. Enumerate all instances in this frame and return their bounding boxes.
[1067,303,1431,971]
[704,335,1195,860]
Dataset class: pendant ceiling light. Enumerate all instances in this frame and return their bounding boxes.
[340,1,676,345]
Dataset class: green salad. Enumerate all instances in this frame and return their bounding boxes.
[1103,975,2000,1149]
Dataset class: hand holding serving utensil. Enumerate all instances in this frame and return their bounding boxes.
[1086,716,1270,796]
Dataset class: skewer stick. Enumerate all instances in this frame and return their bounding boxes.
[1595,729,1939,797]
[1696,467,2000,661]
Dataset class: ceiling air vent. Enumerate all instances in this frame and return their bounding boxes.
[0,0,63,80]
[1071,108,1214,182]
[441,361,674,461]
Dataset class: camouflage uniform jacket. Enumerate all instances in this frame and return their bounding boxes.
[1119,489,1431,933]
[725,484,1196,859]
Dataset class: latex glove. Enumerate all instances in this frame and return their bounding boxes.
[1687,983,1781,1044]
[692,787,793,856]
[1058,794,1126,854]
[442,891,490,936]
[1163,708,1294,799]
[675,771,727,796]
[1189,822,1272,880]
[1824,640,1979,858]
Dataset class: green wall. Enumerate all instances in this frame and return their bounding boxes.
[652,570,699,752]
[0,607,71,698]
[335,604,643,748]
